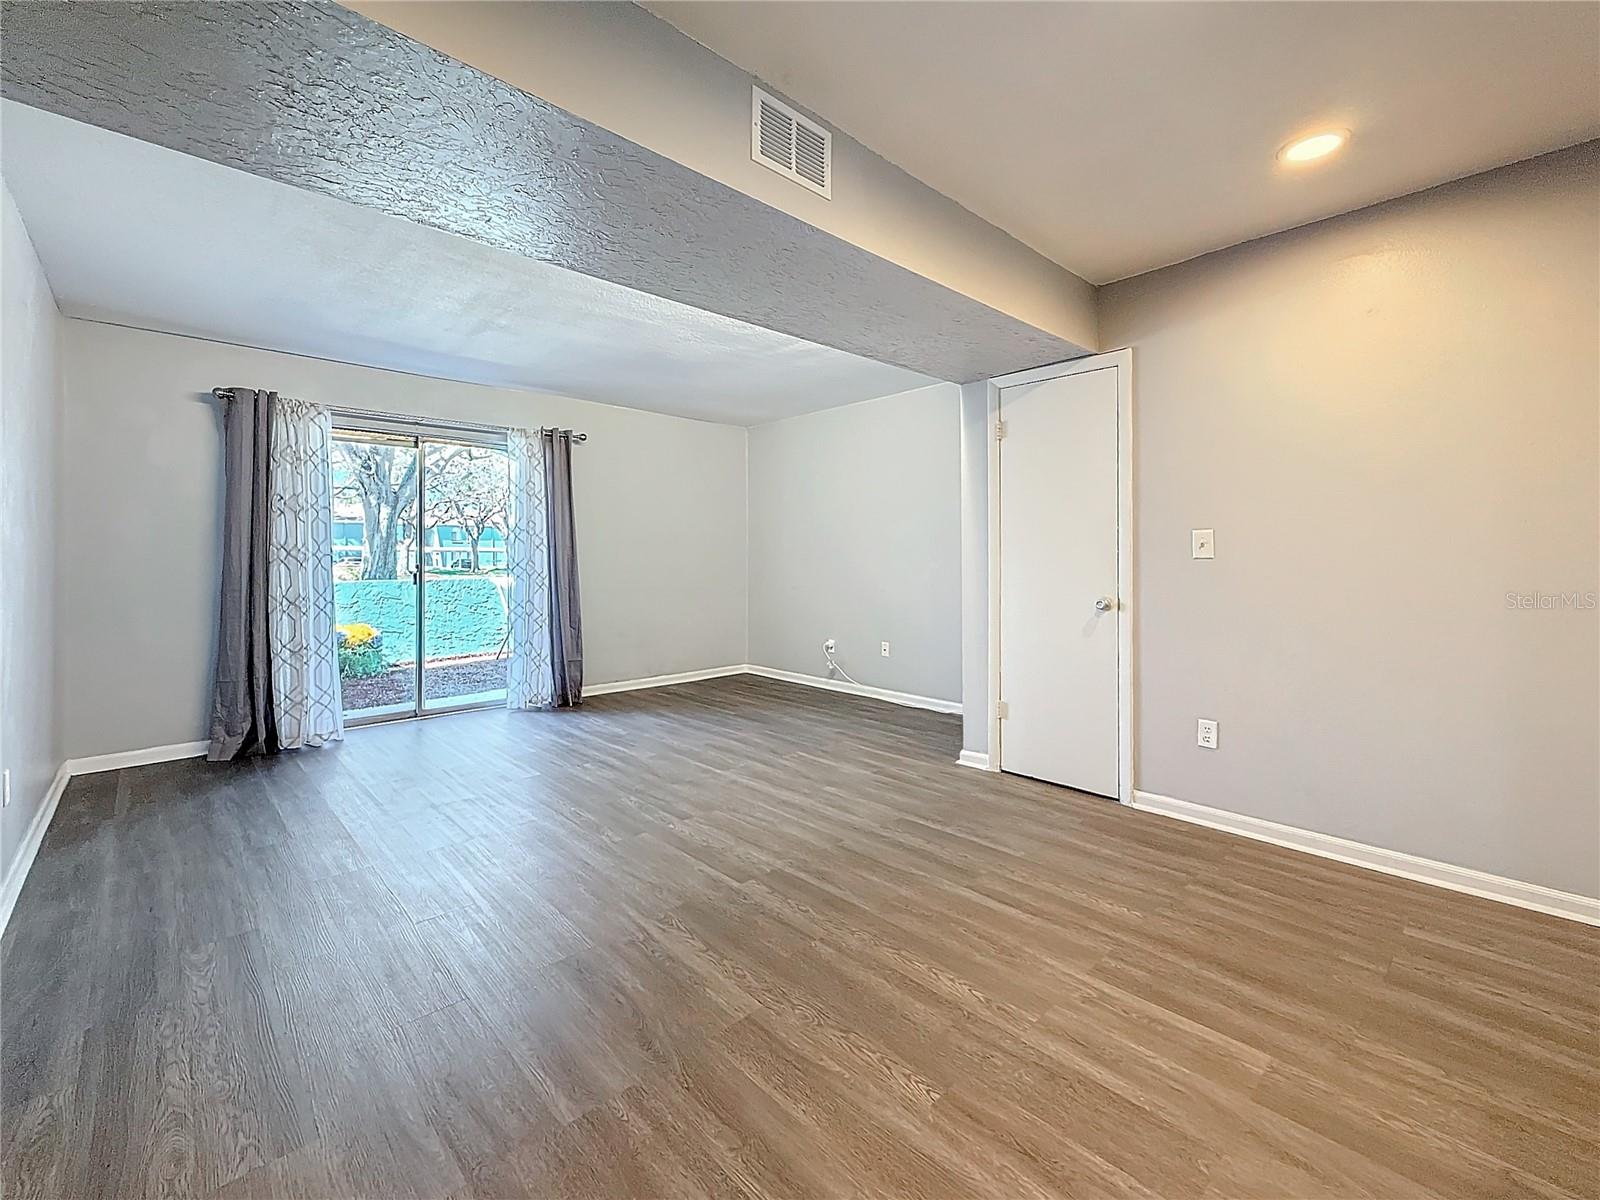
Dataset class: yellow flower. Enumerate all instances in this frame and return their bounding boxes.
[338,622,379,647]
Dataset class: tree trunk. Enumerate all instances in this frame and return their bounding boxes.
[368,514,401,581]
[468,532,481,573]
[359,491,393,580]
[361,453,417,581]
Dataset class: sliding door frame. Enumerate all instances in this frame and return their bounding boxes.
[331,410,510,728]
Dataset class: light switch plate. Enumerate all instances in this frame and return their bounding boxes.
[880,641,891,657]
[1197,719,1219,749]
[1192,529,1215,559]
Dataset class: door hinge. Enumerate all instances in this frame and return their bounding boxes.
[994,419,1007,441]
[996,700,1009,720]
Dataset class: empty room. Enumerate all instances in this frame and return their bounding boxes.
[1,2,1596,1198]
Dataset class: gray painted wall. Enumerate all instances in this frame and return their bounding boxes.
[1100,144,1599,896]
[0,179,61,887]
[748,384,962,702]
[57,321,750,761]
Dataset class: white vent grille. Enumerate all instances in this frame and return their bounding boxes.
[751,86,831,199]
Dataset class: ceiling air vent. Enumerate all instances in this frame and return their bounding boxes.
[751,86,831,199]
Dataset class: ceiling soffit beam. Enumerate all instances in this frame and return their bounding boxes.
[349,1,1098,354]
[0,1,1091,381]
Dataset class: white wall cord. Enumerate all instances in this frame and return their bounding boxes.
[822,639,863,685]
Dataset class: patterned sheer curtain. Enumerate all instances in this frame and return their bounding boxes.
[267,397,345,748]
[506,427,583,710]
[506,429,553,708]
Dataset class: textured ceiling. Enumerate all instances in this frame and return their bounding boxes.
[3,102,932,425]
[646,0,1600,283]
[0,1,1091,381]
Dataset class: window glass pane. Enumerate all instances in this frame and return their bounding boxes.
[421,440,511,709]
[331,432,419,720]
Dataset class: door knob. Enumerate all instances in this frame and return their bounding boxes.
[1094,596,1115,612]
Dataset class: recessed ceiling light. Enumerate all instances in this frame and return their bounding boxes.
[1278,130,1349,165]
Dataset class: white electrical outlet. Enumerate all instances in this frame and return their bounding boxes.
[2,768,10,808]
[1192,529,1215,559]
[1197,719,1219,749]
[880,641,891,657]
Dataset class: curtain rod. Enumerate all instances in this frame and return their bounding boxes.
[210,389,587,441]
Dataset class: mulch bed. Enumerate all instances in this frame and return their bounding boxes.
[341,654,508,711]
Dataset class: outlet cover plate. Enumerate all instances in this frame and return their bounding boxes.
[1197,719,1219,749]
[1192,529,1215,559]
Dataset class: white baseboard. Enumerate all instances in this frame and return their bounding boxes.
[581,663,963,717]
[1,740,209,935]
[956,749,993,771]
[742,665,961,715]
[64,740,209,777]
[1132,789,1600,926]
[0,763,70,934]
[582,665,748,698]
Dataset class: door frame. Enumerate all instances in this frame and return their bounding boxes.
[986,348,1134,803]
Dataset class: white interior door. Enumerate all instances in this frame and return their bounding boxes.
[998,365,1121,797]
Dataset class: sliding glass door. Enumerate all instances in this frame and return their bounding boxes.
[331,422,511,723]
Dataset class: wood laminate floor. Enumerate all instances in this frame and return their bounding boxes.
[3,676,1596,1199]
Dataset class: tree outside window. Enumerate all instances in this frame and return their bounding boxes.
[424,446,510,574]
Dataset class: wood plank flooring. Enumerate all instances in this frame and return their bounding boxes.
[3,675,1596,1199]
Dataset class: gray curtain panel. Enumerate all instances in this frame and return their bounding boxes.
[207,389,279,761]
[542,429,584,707]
